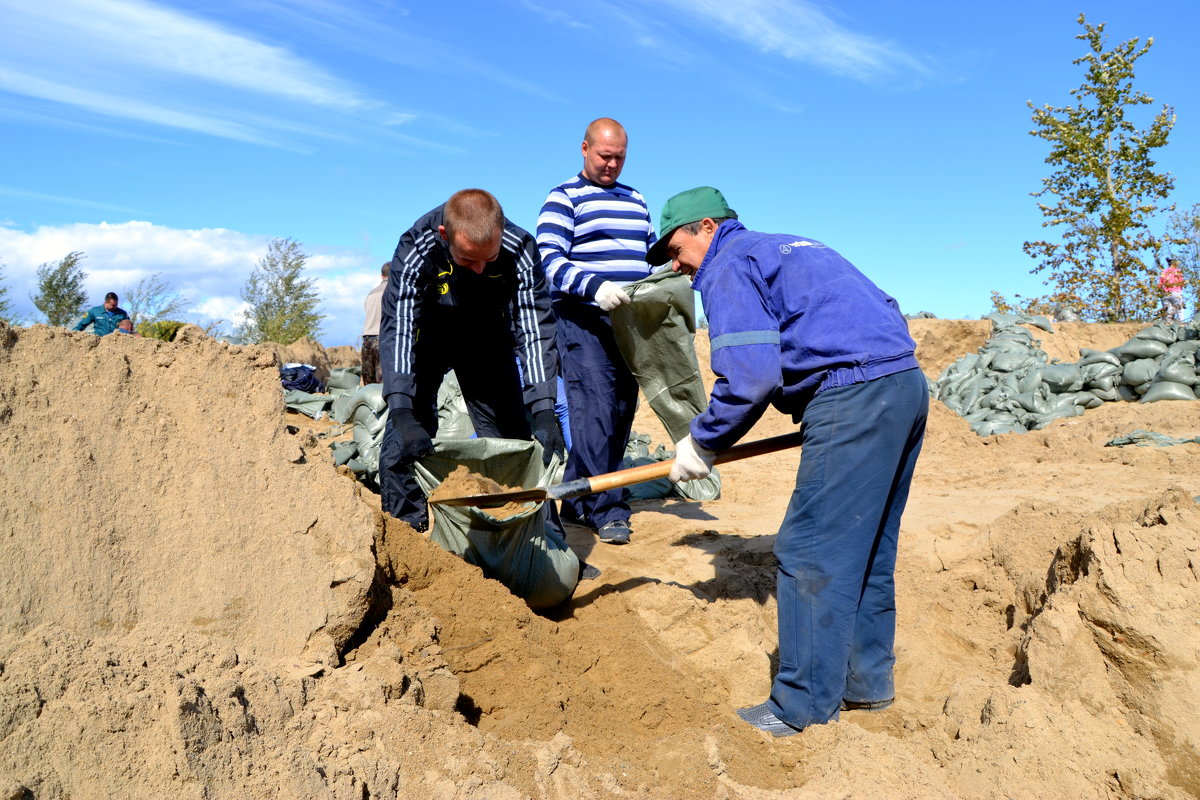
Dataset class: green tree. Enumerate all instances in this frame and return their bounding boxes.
[1023,14,1176,321]
[123,272,190,327]
[1166,203,1200,311]
[238,238,324,344]
[32,250,89,326]
[0,261,13,323]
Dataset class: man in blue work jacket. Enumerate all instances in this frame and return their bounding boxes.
[650,187,928,736]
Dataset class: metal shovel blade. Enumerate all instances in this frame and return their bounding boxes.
[429,430,804,508]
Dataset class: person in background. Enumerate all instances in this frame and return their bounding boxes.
[653,186,928,737]
[379,188,565,532]
[73,292,129,336]
[361,262,389,384]
[536,117,656,545]
[1160,257,1185,322]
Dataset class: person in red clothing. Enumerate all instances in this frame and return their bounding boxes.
[1159,258,1185,321]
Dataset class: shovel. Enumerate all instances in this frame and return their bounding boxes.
[430,430,804,508]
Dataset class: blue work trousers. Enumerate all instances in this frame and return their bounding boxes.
[768,368,928,730]
[554,301,639,528]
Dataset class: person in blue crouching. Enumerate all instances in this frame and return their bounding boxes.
[653,187,928,737]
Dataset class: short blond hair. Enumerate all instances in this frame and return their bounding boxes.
[444,189,504,246]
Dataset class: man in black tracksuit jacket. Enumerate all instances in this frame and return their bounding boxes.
[379,188,565,530]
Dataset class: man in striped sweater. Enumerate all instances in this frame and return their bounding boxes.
[379,188,565,531]
[537,118,656,545]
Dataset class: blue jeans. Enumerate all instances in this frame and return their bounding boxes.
[554,301,639,528]
[767,368,928,729]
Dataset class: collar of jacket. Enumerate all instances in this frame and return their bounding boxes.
[693,219,747,288]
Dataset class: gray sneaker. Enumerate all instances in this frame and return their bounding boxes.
[736,703,804,737]
[597,520,631,545]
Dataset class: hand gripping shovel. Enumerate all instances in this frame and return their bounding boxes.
[430,430,804,508]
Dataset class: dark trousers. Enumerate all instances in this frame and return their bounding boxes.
[379,325,531,531]
[767,368,928,729]
[555,301,639,529]
[361,335,381,385]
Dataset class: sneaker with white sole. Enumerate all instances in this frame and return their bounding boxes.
[597,520,631,545]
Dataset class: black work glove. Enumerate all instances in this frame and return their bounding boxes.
[386,407,434,468]
[532,409,566,467]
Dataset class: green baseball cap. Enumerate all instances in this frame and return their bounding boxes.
[646,186,737,265]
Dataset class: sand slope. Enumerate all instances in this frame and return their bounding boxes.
[1,319,1198,799]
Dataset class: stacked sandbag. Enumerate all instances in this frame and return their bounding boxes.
[1110,321,1200,403]
[326,366,362,396]
[328,383,389,486]
[934,314,1200,436]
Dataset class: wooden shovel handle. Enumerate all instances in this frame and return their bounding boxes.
[581,430,804,496]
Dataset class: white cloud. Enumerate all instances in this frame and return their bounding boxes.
[652,0,930,81]
[0,0,434,150]
[0,221,375,345]
[0,0,370,110]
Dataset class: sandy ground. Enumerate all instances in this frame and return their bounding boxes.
[1,318,1198,799]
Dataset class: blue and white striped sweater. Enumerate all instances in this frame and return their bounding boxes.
[537,174,657,303]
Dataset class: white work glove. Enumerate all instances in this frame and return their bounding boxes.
[595,281,631,312]
[669,435,716,483]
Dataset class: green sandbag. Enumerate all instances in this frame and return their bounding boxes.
[1112,339,1168,362]
[1063,390,1104,409]
[609,270,707,444]
[1140,381,1197,403]
[329,440,357,467]
[975,419,1028,436]
[1013,387,1052,415]
[1081,361,1121,383]
[1117,384,1140,402]
[988,350,1039,374]
[353,403,386,436]
[283,389,331,420]
[412,438,579,609]
[983,312,1053,332]
[355,426,384,477]
[1014,366,1044,393]
[1106,429,1200,447]
[1041,363,1083,393]
[620,432,721,501]
[621,434,674,500]
[609,269,721,501]
[333,383,387,423]
[1134,322,1178,345]
[327,366,362,394]
[1155,353,1197,386]
[1121,358,1159,387]
[1028,400,1084,429]
[436,370,475,439]
[1167,340,1200,357]
[1079,348,1122,367]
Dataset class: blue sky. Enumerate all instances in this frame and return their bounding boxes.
[0,0,1196,346]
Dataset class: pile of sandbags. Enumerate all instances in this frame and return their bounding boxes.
[329,382,388,486]
[933,314,1200,436]
[282,366,360,420]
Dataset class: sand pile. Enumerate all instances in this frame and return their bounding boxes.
[1,319,1199,799]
